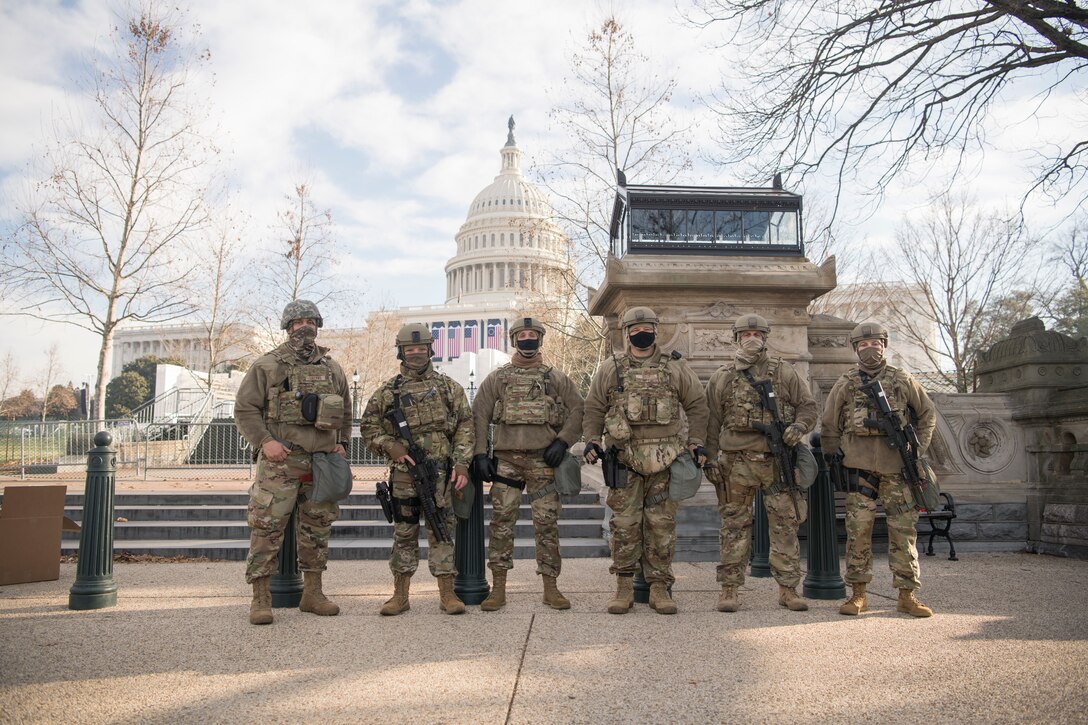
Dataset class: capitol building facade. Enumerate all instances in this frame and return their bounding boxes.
[110,118,574,391]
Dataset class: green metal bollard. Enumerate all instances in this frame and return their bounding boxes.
[749,489,772,577]
[270,505,303,608]
[454,475,489,605]
[803,434,846,599]
[69,431,118,610]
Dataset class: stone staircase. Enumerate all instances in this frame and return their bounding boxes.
[60,490,611,561]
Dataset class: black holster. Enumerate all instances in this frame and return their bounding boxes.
[602,447,628,489]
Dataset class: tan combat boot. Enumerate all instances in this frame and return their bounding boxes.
[542,575,571,610]
[299,571,340,616]
[778,585,809,612]
[607,574,634,614]
[717,586,739,613]
[380,573,411,616]
[648,581,678,615]
[839,583,868,616]
[249,577,273,625]
[897,588,933,618]
[481,570,507,611]
[437,574,466,615]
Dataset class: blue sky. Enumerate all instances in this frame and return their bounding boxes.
[1,0,1084,388]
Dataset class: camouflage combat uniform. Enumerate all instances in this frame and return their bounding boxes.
[584,350,709,586]
[472,361,584,577]
[821,363,936,590]
[705,352,817,589]
[235,341,351,583]
[360,364,474,577]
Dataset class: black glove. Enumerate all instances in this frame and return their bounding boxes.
[542,438,569,467]
[691,445,709,468]
[584,441,605,464]
[471,453,495,482]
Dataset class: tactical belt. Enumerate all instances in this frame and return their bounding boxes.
[492,474,526,490]
[529,482,560,501]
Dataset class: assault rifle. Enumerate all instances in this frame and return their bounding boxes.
[746,375,801,519]
[858,379,936,511]
[384,408,452,543]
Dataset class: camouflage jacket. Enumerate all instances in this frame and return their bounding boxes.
[234,342,351,455]
[471,361,584,454]
[820,362,936,475]
[584,348,708,471]
[360,363,474,473]
[705,352,818,459]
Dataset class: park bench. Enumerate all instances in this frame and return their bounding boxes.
[830,490,957,561]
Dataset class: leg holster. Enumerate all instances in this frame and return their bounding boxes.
[846,468,880,500]
[392,495,421,524]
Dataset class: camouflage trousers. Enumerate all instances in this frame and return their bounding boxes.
[845,471,921,590]
[715,451,808,588]
[389,470,457,578]
[606,468,677,586]
[245,451,339,583]
[489,450,562,577]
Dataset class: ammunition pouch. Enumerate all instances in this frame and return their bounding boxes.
[391,494,421,524]
[602,448,628,489]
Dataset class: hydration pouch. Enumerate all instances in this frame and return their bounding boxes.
[602,448,628,489]
[309,451,353,503]
[794,442,819,490]
[314,394,345,431]
[553,452,583,496]
[667,451,701,501]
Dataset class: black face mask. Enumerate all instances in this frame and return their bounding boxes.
[516,338,540,353]
[629,331,656,349]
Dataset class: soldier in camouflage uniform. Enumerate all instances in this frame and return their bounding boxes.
[583,307,709,615]
[235,300,350,625]
[470,316,584,611]
[821,321,937,617]
[360,323,474,616]
[704,314,817,613]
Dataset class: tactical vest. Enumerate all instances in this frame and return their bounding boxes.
[616,353,679,426]
[390,374,451,436]
[491,365,564,427]
[268,361,341,426]
[841,365,911,436]
[723,358,796,432]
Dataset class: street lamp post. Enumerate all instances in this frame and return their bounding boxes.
[455,367,489,605]
[351,369,360,421]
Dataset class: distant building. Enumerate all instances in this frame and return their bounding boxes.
[812,281,938,372]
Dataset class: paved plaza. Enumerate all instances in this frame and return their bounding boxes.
[1,552,1086,723]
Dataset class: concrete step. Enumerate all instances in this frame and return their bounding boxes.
[60,537,612,561]
[62,519,605,541]
[65,502,606,522]
[58,491,604,507]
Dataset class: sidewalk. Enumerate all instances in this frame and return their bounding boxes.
[1,552,1086,723]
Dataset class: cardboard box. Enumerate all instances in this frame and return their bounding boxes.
[0,485,78,586]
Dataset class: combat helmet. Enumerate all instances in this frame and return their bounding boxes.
[395,322,433,349]
[732,314,771,340]
[621,306,659,329]
[509,315,546,344]
[280,299,323,330]
[849,320,889,347]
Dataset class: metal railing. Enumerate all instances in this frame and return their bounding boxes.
[0,418,387,479]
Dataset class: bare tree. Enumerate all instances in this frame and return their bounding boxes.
[252,183,341,340]
[1,4,214,418]
[537,14,694,369]
[692,0,1088,215]
[323,305,403,410]
[1038,212,1088,336]
[187,202,252,383]
[884,191,1037,391]
[0,352,18,420]
[38,344,63,422]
